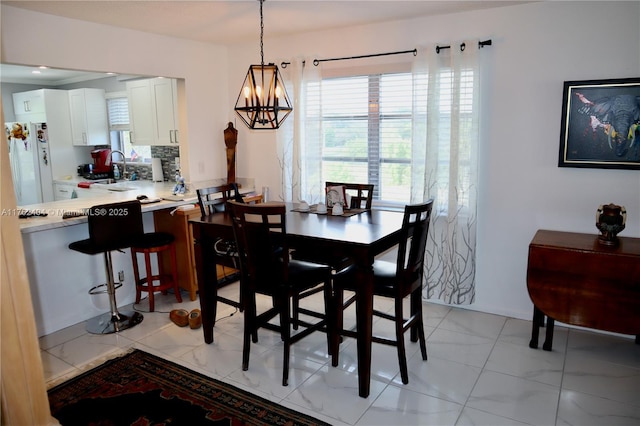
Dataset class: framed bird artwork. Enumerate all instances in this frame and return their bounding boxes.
[558,77,640,170]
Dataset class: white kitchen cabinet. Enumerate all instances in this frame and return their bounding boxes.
[126,78,179,145]
[12,90,46,117]
[12,89,82,182]
[68,88,109,146]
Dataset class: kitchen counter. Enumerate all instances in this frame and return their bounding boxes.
[17,177,256,336]
[17,177,255,233]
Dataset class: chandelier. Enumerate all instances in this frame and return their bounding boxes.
[234,0,292,130]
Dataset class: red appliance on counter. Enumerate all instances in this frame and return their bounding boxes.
[78,149,113,180]
[91,149,112,173]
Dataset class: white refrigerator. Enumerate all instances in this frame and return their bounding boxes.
[5,122,54,205]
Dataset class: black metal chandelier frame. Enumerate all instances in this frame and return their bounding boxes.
[234,0,292,130]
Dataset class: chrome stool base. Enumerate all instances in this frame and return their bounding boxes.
[86,310,143,334]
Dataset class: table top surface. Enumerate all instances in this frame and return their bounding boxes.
[190,203,406,246]
[530,229,640,256]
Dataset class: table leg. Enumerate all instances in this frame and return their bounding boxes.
[354,258,374,398]
[194,235,216,344]
[529,306,543,349]
[542,317,554,351]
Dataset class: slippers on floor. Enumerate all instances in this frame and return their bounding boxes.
[169,309,189,327]
[189,309,202,329]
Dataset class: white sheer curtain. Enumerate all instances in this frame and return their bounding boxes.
[282,44,480,305]
[412,43,479,305]
[277,57,323,203]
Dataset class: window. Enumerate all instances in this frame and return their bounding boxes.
[310,73,413,204]
[106,95,151,163]
[306,67,476,208]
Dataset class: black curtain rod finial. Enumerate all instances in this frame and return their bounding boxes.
[436,39,493,54]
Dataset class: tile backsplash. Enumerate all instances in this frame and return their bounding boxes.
[88,145,179,181]
[150,146,180,181]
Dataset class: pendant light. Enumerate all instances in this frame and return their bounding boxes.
[234,0,292,130]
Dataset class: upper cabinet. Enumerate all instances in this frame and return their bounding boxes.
[68,88,109,146]
[13,90,46,119]
[127,78,179,146]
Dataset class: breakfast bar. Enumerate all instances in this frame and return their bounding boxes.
[17,178,254,336]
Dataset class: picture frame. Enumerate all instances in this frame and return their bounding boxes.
[558,77,640,170]
[325,185,347,208]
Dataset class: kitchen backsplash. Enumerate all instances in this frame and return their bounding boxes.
[151,146,180,181]
[90,145,179,181]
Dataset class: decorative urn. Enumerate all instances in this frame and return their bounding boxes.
[596,203,626,246]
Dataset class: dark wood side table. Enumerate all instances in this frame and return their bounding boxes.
[527,229,640,351]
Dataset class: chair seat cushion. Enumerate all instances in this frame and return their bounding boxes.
[291,249,352,271]
[287,259,332,292]
[69,238,133,255]
[335,260,400,297]
[131,232,175,249]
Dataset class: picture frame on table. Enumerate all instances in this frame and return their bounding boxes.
[325,185,347,208]
[558,77,640,170]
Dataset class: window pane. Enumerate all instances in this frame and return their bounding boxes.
[380,162,411,202]
[323,118,368,158]
[322,77,368,116]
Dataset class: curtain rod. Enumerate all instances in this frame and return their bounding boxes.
[281,48,417,68]
[436,39,492,54]
[281,40,492,68]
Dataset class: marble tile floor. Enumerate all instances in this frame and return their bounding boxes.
[40,283,640,426]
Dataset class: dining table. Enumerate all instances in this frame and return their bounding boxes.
[190,202,406,398]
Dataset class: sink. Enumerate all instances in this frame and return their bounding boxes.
[92,179,135,191]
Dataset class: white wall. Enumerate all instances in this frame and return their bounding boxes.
[2,2,639,322]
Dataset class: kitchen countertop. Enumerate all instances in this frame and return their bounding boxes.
[16,177,256,234]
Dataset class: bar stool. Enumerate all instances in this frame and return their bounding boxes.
[131,230,181,312]
[69,200,145,334]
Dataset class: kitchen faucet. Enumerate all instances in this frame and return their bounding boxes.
[109,150,128,180]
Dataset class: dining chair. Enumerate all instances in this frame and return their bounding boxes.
[196,183,244,311]
[332,199,434,384]
[228,201,334,386]
[291,182,375,328]
[325,181,374,210]
[197,183,244,216]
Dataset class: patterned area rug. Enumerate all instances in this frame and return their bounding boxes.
[48,349,329,426]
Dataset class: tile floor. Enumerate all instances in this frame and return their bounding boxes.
[40,283,640,426]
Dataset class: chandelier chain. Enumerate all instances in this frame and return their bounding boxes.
[259,0,264,66]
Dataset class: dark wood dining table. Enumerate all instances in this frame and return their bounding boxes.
[190,203,406,398]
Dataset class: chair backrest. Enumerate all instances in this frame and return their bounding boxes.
[395,200,434,295]
[325,182,374,210]
[228,201,288,295]
[87,200,144,250]
[196,183,244,216]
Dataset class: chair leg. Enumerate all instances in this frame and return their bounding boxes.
[243,290,257,371]
[279,294,292,386]
[414,289,428,361]
[323,279,335,358]
[292,294,300,330]
[332,286,344,367]
[131,250,142,305]
[169,242,182,303]
[144,250,155,312]
[396,296,409,385]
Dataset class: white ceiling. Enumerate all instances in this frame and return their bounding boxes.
[3,1,531,45]
[1,1,532,84]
